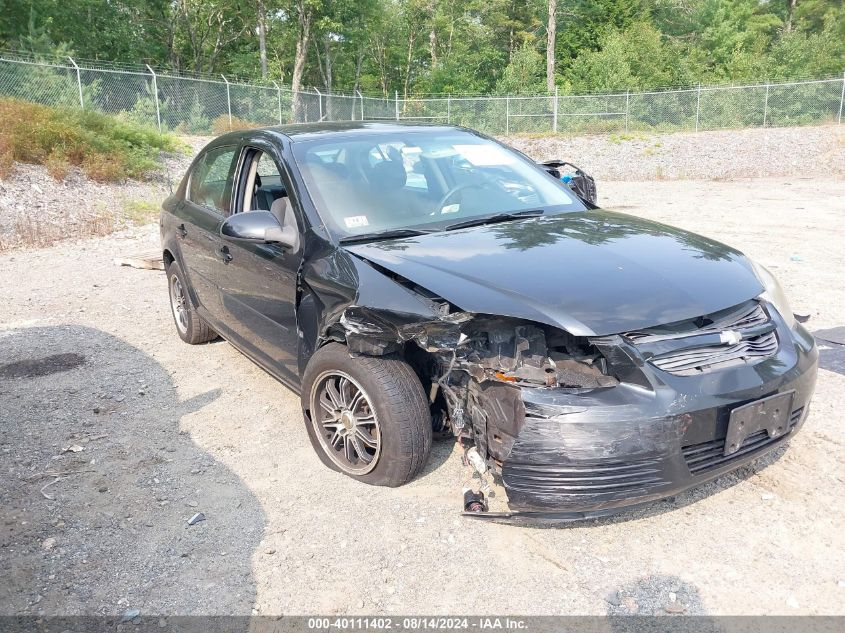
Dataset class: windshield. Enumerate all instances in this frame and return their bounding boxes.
[291,130,587,240]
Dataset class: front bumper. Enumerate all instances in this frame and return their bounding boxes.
[492,317,818,519]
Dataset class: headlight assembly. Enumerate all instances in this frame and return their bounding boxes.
[751,261,796,328]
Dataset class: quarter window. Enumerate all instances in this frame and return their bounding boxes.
[188,146,237,214]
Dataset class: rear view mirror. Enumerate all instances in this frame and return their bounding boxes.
[220,210,297,248]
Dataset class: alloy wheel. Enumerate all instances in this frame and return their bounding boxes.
[310,371,382,475]
[169,274,189,335]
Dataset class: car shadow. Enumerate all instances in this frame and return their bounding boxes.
[415,433,458,479]
[0,325,264,624]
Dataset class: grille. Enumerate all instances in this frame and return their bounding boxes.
[650,330,778,375]
[503,458,666,497]
[682,407,804,476]
[625,302,779,376]
[625,302,770,342]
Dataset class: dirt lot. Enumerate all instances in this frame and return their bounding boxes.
[1,176,844,618]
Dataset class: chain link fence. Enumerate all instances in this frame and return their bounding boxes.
[1,54,843,136]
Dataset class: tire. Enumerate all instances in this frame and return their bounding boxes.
[301,343,432,487]
[166,260,217,345]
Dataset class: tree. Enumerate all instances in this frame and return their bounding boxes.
[1,0,841,98]
[173,0,251,74]
[567,22,692,92]
[546,0,557,93]
[290,0,319,96]
[495,42,546,95]
[257,0,269,78]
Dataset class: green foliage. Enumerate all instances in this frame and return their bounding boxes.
[495,44,546,95]
[177,99,211,135]
[765,21,845,80]
[122,199,161,225]
[1,0,843,97]
[567,22,693,93]
[0,97,177,182]
[116,87,164,131]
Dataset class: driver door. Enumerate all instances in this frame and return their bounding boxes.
[213,145,303,385]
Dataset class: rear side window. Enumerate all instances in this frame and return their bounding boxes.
[188,146,238,214]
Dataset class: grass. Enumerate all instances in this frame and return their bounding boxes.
[122,199,160,225]
[0,97,178,182]
[608,132,650,144]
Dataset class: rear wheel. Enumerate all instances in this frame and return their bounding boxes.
[301,343,432,486]
[166,260,217,345]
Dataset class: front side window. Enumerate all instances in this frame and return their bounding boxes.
[291,131,586,239]
[188,146,238,214]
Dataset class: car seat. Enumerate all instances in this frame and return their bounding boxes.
[269,197,300,252]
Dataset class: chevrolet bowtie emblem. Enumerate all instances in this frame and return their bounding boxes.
[719,330,742,345]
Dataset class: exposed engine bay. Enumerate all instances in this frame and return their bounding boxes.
[329,299,623,512]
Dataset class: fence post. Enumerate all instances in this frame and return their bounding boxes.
[763,81,770,127]
[145,64,162,132]
[839,71,845,125]
[272,80,282,124]
[625,90,630,133]
[695,82,701,132]
[67,56,84,109]
[447,95,451,124]
[505,96,510,135]
[221,75,232,129]
[553,86,558,134]
[357,90,364,121]
[395,91,400,120]
[314,87,323,120]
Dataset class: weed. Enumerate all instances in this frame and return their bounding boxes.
[0,135,12,179]
[44,149,71,180]
[122,199,160,225]
[210,114,260,135]
[0,97,177,182]
[609,132,649,144]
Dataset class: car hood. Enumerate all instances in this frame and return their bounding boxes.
[344,210,764,337]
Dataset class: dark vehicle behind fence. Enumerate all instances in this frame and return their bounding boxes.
[161,122,817,522]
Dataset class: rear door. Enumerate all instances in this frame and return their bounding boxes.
[173,145,239,321]
[215,145,303,384]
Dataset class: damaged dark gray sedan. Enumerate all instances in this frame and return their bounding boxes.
[161,122,818,521]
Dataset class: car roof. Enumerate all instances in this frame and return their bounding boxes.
[211,121,465,146]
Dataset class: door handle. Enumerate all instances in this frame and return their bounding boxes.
[177,223,188,238]
[218,245,233,264]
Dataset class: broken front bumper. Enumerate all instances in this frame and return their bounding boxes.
[492,318,818,519]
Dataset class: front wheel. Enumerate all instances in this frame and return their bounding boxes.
[301,343,432,487]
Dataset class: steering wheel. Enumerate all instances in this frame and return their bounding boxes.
[433,181,494,214]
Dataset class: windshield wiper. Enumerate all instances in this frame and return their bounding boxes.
[339,227,434,245]
[443,209,544,231]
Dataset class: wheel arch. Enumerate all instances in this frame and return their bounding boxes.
[162,248,200,309]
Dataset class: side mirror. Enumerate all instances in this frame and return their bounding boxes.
[220,210,297,248]
[539,160,598,207]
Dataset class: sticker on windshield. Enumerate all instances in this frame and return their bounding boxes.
[453,144,517,166]
[344,215,370,229]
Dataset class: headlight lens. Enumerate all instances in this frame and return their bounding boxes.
[751,261,795,328]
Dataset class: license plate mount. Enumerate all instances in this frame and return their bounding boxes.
[724,391,794,456]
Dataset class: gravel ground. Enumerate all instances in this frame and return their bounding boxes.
[1,176,843,618]
[0,137,210,251]
[2,125,843,251]
[505,125,845,181]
